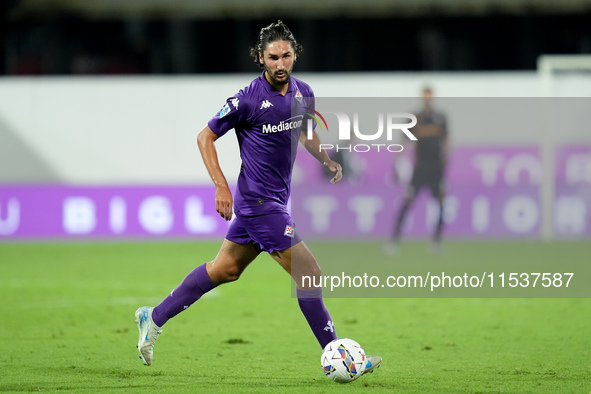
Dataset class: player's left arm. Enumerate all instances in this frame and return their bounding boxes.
[299,129,342,184]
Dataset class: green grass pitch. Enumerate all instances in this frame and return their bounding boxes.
[1,241,590,393]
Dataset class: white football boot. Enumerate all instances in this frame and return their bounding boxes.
[363,355,382,375]
[134,306,163,366]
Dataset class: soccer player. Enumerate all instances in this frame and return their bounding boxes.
[384,87,449,255]
[134,20,381,375]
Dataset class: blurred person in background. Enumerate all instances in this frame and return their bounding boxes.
[384,87,449,255]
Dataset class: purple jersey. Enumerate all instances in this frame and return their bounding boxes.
[208,71,314,215]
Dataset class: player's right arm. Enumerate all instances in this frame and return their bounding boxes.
[202,91,250,221]
[197,126,233,221]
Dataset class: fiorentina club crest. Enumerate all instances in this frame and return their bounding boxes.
[295,90,303,103]
[284,225,295,237]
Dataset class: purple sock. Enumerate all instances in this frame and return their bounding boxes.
[151,263,216,327]
[297,287,337,349]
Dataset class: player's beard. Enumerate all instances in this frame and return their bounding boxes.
[265,66,291,86]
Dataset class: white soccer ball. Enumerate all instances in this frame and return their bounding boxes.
[321,338,366,383]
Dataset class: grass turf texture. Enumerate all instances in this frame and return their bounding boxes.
[1,241,590,393]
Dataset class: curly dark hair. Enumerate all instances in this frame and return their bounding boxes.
[249,20,303,69]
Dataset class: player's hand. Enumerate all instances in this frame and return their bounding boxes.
[215,186,233,221]
[323,160,343,184]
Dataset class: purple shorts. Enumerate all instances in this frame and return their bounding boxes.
[225,211,302,254]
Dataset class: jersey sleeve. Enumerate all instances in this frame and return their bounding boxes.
[301,86,318,132]
[207,94,250,137]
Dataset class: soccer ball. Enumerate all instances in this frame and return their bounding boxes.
[321,338,366,383]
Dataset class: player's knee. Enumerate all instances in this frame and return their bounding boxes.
[292,261,322,286]
[220,265,243,283]
[301,261,322,279]
[309,264,322,278]
[209,260,244,284]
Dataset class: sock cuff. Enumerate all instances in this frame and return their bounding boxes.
[297,287,323,300]
[194,263,216,293]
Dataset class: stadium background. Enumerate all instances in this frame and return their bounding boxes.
[1,0,590,240]
[1,2,591,393]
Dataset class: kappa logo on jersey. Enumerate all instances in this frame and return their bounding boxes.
[219,103,231,118]
[231,97,239,109]
[284,225,295,238]
[295,90,303,103]
[324,320,335,333]
[260,100,274,110]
